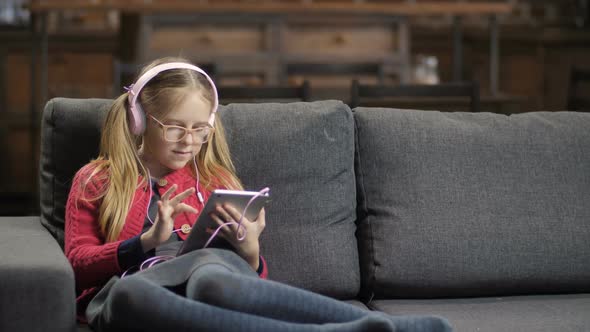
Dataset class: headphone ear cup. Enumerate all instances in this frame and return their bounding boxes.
[128,102,147,135]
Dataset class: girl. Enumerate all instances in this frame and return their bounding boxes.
[66,57,451,332]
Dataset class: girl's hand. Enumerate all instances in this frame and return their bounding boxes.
[210,205,266,270]
[141,184,198,251]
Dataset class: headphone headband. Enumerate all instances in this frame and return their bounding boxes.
[127,62,219,135]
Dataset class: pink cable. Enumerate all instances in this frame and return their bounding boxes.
[121,255,176,278]
[140,255,176,269]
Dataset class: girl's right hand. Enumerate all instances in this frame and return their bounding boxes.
[140,184,198,251]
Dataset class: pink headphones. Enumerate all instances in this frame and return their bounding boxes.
[126,62,219,136]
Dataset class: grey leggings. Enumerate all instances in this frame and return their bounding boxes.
[87,249,451,332]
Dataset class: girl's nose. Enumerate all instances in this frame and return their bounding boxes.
[182,131,195,144]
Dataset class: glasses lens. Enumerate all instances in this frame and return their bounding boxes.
[164,126,211,143]
[196,128,211,143]
[164,127,186,142]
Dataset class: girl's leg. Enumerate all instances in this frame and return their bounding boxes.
[185,264,451,332]
[90,275,397,332]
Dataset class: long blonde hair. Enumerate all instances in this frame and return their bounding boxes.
[81,57,242,242]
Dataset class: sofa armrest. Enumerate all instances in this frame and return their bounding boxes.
[0,216,76,332]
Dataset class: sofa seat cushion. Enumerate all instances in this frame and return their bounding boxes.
[370,294,590,332]
[0,217,76,332]
[354,108,590,298]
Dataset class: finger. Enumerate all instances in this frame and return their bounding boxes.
[213,230,229,241]
[223,205,252,238]
[176,203,199,215]
[215,206,234,223]
[161,184,178,201]
[257,208,266,228]
[156,201,172,225]
[170,187,196,206]
[210,213,233,235]
[171,203,199,219]
[223,204,250,223]
[221,205,250,238]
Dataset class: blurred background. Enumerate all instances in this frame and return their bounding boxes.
[1,0,589,216]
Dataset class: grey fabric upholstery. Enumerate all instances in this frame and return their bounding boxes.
[221,101,359,298]
[344,300,370,310]
[77,324,92,332]
[354,108,590,299]
[370,294,590,332]
[0,216,76,332]
[7,98,587,332]
[39,98,110,247]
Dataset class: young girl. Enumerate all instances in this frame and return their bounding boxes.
[66,57,451,332]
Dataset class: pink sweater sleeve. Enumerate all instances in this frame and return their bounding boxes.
[65,167,123,291]
[259,255,268,279]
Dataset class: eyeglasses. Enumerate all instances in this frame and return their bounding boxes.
[149,115,214,143]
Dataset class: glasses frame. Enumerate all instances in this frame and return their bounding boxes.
[149,115,214,143]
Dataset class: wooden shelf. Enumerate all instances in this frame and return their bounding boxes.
[24,1,513,98]
[29,1,513,16]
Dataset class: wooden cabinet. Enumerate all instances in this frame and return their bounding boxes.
[141,14,409,86]
[150,24,267,55]
[283,24,396,59]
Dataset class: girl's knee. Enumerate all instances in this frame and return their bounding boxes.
[186,264,236,301]
[108,277,155,316]
[109,278,137,312]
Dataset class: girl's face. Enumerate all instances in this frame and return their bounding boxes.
[141,91,212,179]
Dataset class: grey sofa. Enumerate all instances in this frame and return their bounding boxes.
[1,98,589,332]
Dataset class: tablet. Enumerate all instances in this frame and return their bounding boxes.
[177,189,270,256]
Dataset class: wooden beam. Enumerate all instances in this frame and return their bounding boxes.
[29,1,513,16]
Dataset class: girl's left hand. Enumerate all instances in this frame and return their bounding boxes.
[209,205,266,270]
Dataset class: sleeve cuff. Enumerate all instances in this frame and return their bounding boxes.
[117,235,155,271]
[257,255,268,279]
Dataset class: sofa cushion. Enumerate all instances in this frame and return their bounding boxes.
[40,98,359,299]
[370,294,590,332]
[221,101,359,298]
[40,98,110,247]
[354,108,590,298]
[0,217,76,332]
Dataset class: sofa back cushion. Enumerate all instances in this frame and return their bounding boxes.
[40,98,109,247]
[40,98,359,299]
[221,101,359,298]
[354,108,590,299]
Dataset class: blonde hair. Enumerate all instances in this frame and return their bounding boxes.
[81,57,242,242]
